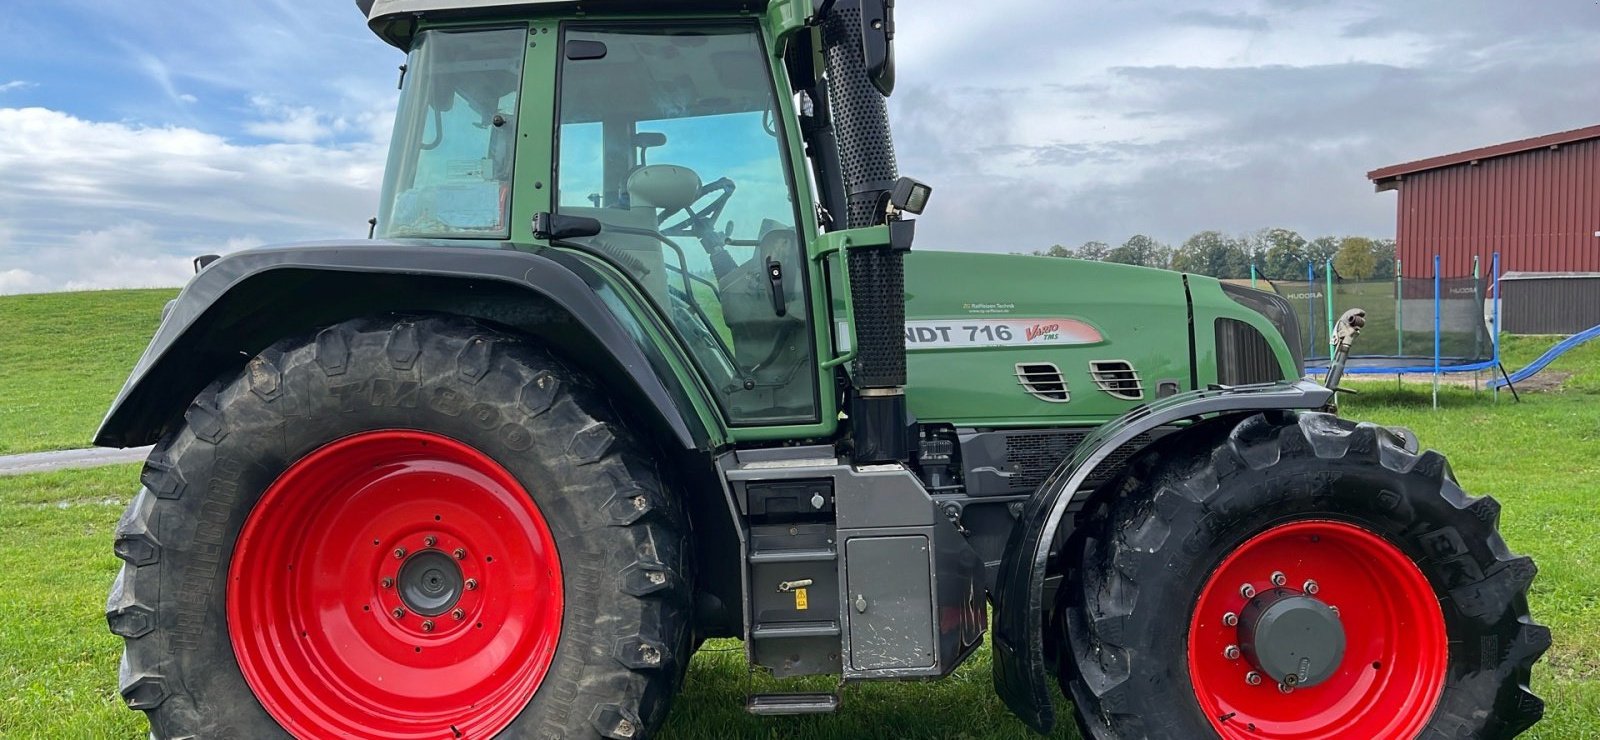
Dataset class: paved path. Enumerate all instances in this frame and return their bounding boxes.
[0,446,152,476]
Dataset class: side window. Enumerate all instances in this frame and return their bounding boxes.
[377,28,527,238]
[555,25,816,425]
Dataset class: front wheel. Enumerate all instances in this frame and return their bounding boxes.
[106,315,692,739]
[1060,412,1549,739]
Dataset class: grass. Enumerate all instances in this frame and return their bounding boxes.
[0,290,175,455]
[0,293,1596,737]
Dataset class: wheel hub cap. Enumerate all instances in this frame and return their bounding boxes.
[1238,589,1345,688]
[397,550,463,617]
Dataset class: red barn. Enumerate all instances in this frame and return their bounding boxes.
[1369,124,1600,278]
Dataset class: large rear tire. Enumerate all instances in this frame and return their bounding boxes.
[1059,411,1549,739]
[105,315,692,739]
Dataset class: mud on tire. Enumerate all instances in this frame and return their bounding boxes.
[105,314,693,738]
[1058,411,1549,739]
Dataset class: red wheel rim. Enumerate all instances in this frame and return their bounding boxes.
[1187,520,1446,739]
[227,430,563,739]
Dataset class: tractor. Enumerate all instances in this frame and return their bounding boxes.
[100,0,1548,737]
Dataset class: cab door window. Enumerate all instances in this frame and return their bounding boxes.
[555,24,816,425]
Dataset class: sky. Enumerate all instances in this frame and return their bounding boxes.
[1,0,1596,294]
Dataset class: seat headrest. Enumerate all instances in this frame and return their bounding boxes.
[626,165,702,212]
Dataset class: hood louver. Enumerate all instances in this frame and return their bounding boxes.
[1015,363,1070,403]
[1089,360,1144,400]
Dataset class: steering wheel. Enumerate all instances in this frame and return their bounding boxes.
[659,177,736,243]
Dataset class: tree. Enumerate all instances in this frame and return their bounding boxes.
[1371,238,1397,278]
[1076,240,1111,261]
[1172,230,1249,278]
[1255,227,1308,280]
[1332,237,1378,280]
[1032,244,1074,258]
[1306,236,1340,268]
[1106,234,1171,268]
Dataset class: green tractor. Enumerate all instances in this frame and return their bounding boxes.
[100,1,1547,737]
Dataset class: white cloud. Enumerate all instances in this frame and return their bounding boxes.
[54,223,196,292]
[245,96,334,143]
[0,107,389,293]
[0,268,48,295]
[0,81,35,93]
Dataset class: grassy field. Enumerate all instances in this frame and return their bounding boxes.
[0,291,1596,737]
[0,289,176,454]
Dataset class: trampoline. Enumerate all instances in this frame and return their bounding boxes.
[1259,253,1508,408]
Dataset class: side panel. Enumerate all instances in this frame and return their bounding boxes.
[845,536,934,671]
[902,252,1195,425]
[990,380,1334,733]
[95,241,717,450]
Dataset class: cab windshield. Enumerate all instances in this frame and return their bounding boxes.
[556,24,817,425]
[377,28,527,239]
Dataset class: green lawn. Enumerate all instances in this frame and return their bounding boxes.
[0,290,175,454]
[0,293,1596,737]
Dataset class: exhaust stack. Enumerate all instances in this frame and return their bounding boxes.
[823,0,912,463]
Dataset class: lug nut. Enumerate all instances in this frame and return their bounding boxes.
[1270,571,1287,587]
[452,608,465,621]
[391,607,406,619]
[453,548,467,560]
[1222,612,1238,627]
[380,577,394,589]
[615,719,636,738]
[1278,682,1295,694]
[1304,579,1319,595]
[1224,645,1240,660]
[1240,583,1256,598]
[423,535,437,547]
[1245,671,1262,686]
[422,620,435,632]
[1329,605,1340,617]
[393,547,406,559]
[465,578,478,591]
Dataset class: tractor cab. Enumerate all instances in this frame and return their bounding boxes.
[370,7,863,428]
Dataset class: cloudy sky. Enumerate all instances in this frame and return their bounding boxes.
[1,0,1596,294]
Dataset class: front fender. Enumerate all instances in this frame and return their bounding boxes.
[95,240,711,451]
[990,380,1334,732]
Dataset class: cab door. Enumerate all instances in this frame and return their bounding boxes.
[551,22,824,429]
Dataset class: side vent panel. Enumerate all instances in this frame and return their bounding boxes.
[1089,360,1144,400]
[1014,363,1069,403]
[1215,317,1285,385]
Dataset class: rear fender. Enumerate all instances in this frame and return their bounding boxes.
[990,380,1334,732]
[94,240,712,451]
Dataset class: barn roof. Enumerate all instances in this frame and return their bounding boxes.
[1367,123,1600,185]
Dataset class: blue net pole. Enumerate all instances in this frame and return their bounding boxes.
[1250,263,1257,288]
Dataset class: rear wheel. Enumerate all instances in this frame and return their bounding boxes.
[1060,412,1549,739]
[106,315,691,739]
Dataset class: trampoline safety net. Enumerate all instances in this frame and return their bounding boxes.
[1270,272,1494,373]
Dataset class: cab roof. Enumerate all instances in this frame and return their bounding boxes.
[358,0,775,48]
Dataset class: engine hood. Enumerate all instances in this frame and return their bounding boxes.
[901,251,1196,426]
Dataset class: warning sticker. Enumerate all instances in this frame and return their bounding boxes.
[794,588,809,611]
[905,318,1103,350]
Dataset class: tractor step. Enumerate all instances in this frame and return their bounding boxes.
[750,620,840,640]
[745,692,841,716]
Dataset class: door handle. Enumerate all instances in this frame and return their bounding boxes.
[766,257,787,317]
